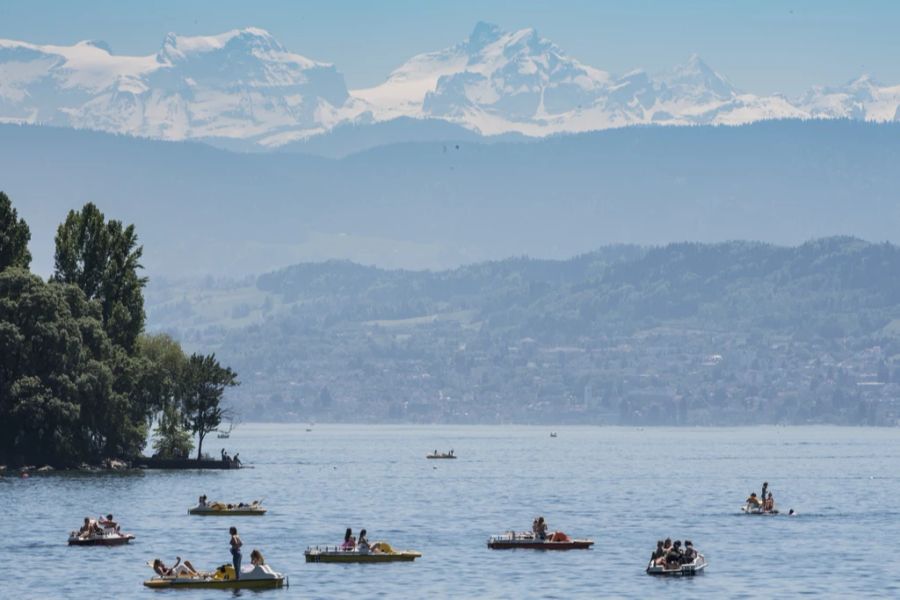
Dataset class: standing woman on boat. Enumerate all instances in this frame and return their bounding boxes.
[229,527,243,579]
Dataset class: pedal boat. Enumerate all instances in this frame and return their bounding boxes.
[144,564,285,590]
[188,500,266,516]
[304,543,421,563]
[68,529,135,546]
[426,452,456,459]
[741,503,779,515]
[646,554,707,576]
[487,532,593,550]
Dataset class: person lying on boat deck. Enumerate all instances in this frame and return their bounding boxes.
[746,492,762,507]
[153,557,199,577]
[357,529,370,552]
[342,528,356,550]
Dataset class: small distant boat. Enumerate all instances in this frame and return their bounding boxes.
[426,450,456,459]
[646,554,707,576]
[305,543,421,563]
[741,503,779,515]
[188,500,266,516]
[144,564,286,589]
[487,531,593,550]
[306,422,314,432]
[216,419,234,439]
[68,529,135,546]
[550,432,558,438]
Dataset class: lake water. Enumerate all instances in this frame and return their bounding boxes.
[3,425,900,599]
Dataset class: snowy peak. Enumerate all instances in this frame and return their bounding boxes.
[2,23,900,146]
[466,21,504,53]
[157,28,287,64]
[662,54,737,100]
[0,28,354,145]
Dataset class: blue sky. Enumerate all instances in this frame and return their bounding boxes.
[2,0,898,94]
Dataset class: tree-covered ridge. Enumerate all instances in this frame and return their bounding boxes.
[149,237,900,425]
[0,194,237,467]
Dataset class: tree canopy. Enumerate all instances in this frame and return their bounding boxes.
[0,193,237,467]
[0,191,31,270]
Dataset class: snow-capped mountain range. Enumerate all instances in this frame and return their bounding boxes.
[2,22,899,147]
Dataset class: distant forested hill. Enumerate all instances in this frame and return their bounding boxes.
[148,238,900,426]
[3,120,900,277]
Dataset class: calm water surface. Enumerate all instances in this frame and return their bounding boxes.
[3,425,900,599]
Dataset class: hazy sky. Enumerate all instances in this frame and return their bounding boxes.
[2,0,898,94]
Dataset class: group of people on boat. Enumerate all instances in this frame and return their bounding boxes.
[341,527,391,553]
[75,514,120,538]
[746,481,777,512]
[196,494,256,510]
[152,527,268,580]
[650,538,699,568]
[219,449,241,466]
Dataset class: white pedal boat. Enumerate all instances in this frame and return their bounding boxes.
[646,554,707,576]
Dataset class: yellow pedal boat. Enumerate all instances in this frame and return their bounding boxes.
[305,542,421,563]
[144,564,285,589]
[188,500,266,516]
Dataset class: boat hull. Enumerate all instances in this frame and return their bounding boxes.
[188,507,266,516]
[488,540,593,550]
[426,455,456,459]
[741,505,779,515]
[68,534,134,546]
[646,555,707,576]
[143,577,284,589]
[305,550,421,563]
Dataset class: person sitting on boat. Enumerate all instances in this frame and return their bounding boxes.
[341,528,357,551]
[357,529,370,553]
[682,540,697,563]
[250,549,265,566]
[198,494,208,507]
[764,492,775,512]
[233,453,241,467]
[746,492,762,507]
[651,540,666,566]
[535,517,548,540]
[153,557,199,578]
[666,541,684,568]
[99,514,119,532]
[662,538,672,553]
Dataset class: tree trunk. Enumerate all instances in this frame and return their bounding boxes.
[196,432,205,461]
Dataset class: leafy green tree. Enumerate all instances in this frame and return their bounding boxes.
[53,202,147,351]
[0,191,31,271]
[152,403,194,459]
[0,269,102,464]
[181,353,238,460]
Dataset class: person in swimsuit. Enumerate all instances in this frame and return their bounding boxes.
[153,557,199,577]
[357,529,370,552]
[341,528,356,550]
[229,527,243,579]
